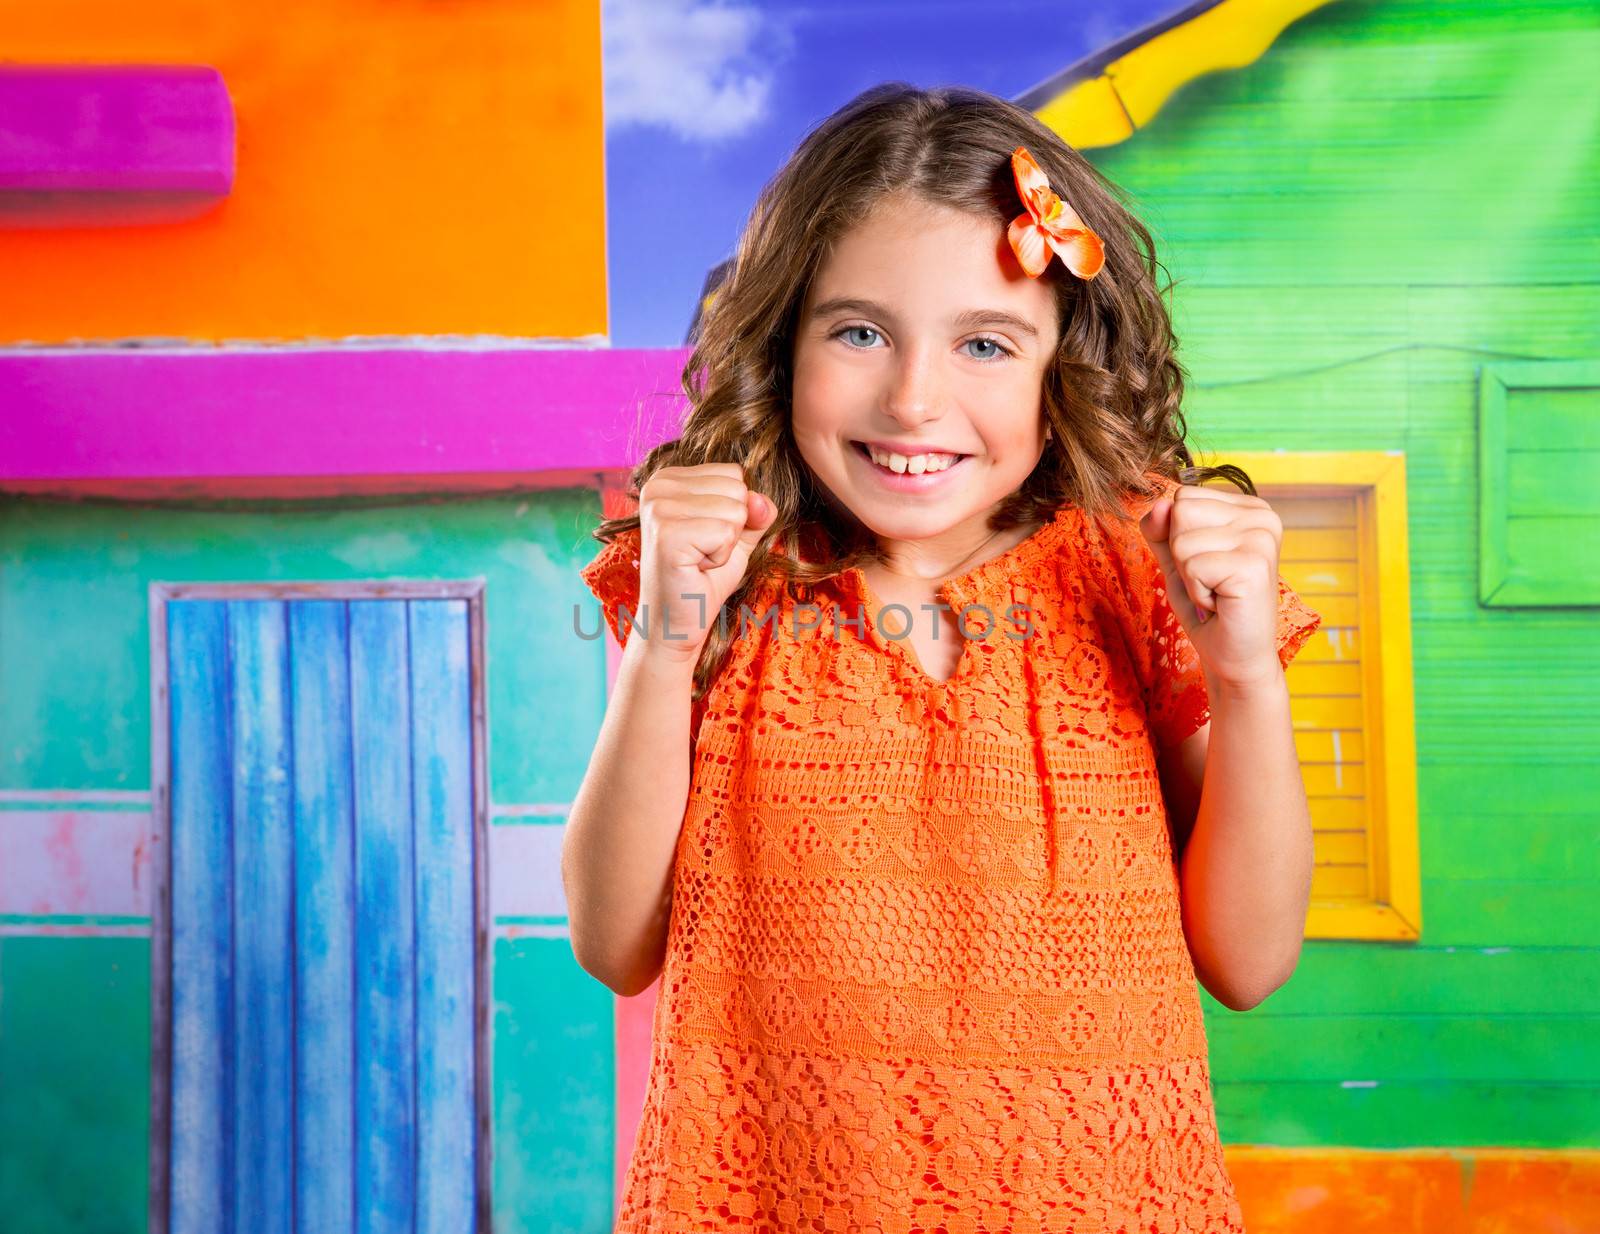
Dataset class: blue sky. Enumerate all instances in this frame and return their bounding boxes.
[600,0,1190,347]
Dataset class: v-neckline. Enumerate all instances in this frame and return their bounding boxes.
[851,570,965,687]
[838,506,1072,692]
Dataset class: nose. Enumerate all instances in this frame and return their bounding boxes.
[881,339,946,430]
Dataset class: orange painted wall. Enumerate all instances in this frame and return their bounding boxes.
[0,0,606,344]
[1226,1148,1600,1234]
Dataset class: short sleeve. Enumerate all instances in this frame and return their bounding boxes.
[578,526,643,649]
[1089,493,1324,753]
[579,524,713,744]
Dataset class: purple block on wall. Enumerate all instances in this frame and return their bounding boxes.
[0,64,235,228]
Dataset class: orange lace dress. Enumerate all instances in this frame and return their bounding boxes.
[579,484,1322,1234]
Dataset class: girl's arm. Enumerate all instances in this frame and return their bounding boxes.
[565,464,776,998]
[1161,673,1315,1012]
[1132,479,1322,1013]
[561,636,698,997]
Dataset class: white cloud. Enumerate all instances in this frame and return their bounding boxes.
[602,0,788,142]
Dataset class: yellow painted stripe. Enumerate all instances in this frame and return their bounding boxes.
[1033,0,1345,149]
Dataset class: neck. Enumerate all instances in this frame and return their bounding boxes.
[871,518,1018,584]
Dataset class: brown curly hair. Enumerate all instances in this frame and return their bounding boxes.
[590,81,1257,704]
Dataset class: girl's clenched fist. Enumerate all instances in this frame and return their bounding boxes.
[633,463,778,664]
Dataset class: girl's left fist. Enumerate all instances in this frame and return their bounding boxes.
[1139,482,1286,692]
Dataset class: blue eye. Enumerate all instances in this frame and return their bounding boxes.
[963,336,1014,363]
[836,325,882,349]
[830,326,1015,363]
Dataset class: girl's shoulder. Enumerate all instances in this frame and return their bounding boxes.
[1021,486,1156,601]
[1052,474,1183,594]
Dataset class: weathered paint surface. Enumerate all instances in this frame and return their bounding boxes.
[0,347,685,493]
[0,490,615,1230]
[1224,1146,1600,1233]
[0,66,234,226]
[492,936,617,1233]
[0,489,608,802]
[2,806,573,924]
[1087,0,1600,1152]
[0,0,606,342]
[0,938,151,1232]
[163,597,477,1231]
[0,809,149,917]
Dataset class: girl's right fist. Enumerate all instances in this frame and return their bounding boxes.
[634,463,777,663]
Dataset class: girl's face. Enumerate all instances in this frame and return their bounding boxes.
[791,191,1062,555]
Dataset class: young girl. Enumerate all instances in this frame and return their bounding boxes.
[565,82,1321,1234]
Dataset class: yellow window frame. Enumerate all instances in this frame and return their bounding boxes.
[1221,451,1421,941]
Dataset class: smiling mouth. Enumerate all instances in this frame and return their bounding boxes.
[851,441,970,474]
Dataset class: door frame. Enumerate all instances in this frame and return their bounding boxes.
[146,578,491,1234]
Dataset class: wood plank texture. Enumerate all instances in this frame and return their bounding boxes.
[1087,0,1600,1148]
[163,597,479,1231]
[350,601,419,1234]
[289,601,357,1232]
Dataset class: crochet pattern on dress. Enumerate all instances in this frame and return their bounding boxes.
[578,485,1322,1234]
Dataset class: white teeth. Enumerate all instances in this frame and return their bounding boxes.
[864,444,960,474]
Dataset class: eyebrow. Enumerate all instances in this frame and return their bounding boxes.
[807,296,1041,341]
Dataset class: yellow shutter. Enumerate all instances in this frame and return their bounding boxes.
[1223,452,1421,941]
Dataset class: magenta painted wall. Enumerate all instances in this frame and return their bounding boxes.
[0,347,690,492]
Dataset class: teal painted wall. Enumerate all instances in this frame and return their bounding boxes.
[1089,0,1600,1145]
[0,488,616,1231]
[494,938,617,1234]
[0,490,608,803]
[0,939,149,1233]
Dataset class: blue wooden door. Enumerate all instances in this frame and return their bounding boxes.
[164,598,479,1234]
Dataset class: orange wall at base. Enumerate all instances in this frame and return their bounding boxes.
[0,0,606,343]
[1226,1147,1600,1234]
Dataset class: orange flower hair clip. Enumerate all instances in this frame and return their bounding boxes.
[1007,145,1105,280]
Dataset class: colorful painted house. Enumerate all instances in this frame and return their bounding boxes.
[1,1,1596,1232]
[0,5,634,1231]
[1064,0,1600,1226]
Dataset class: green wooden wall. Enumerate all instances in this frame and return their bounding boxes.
[1088,0,1600,1145]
